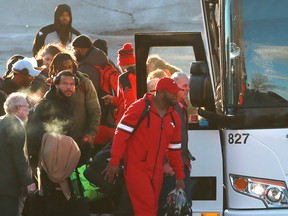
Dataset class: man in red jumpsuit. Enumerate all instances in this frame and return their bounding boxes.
[103,77,185,216]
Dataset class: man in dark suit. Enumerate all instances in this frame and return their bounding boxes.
[0,92,36,216]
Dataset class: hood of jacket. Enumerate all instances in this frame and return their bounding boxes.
[54,4,72,28]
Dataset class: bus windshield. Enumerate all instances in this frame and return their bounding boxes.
[224,0,288,108]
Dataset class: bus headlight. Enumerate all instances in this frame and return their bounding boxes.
[266,187,284,203]
[230,175,288,207]
[250,182,265,197]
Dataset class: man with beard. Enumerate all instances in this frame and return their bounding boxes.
[0,59,41,112]
[27,70,78,168]
[32,4,80,56]
[72,34,109,91]
[72,35,119,147]
[26,71,79,216]
[0,59,40,96]
[103,77,185,216]
[158,72,193,216]
[0,58,41,114]
[48,52,101,163]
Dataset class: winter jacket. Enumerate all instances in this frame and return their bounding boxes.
[77,47,109,92]
[112,66,137,125]
[174,102,191,164]
[32,4,80,56]
[26,86,74,167]
[38,133,81,200]
[72,72,101,140]
[110,94,185,180]
[0,78,21,95]
[26,73,100,166]
[32,24,80,56]
[0,115,33,197]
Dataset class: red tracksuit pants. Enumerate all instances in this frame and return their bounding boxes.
[125,162,164,216]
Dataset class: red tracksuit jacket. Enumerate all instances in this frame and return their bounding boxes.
[112,67,137,125]
[110,94,184,179]
[110,94,185,215]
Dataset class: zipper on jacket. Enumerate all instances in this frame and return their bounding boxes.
[151,118,164,184]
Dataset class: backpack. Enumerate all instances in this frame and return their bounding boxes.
[95,64,120,127]
[95,64,119,96]
[128,97,151,138]
[70,165,105,201]
[84,97,151,194]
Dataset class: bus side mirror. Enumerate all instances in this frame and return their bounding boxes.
[189,61,214,108]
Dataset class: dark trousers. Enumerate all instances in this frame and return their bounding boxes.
[158,165,192,216]
[0,195,19,216]
[115,183,134,216]
[44,190,71,216]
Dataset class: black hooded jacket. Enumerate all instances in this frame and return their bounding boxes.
[26,86,74,167]
[32,4,80,56]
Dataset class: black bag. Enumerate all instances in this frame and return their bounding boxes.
[69,196,90,216]
[22,190,44,216]
[84,98,151,196]
[84,144,124,195]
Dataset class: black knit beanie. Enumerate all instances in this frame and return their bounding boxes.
[72,35,92,48]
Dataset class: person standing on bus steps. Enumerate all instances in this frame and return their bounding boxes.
[102,77,185,216]
[0,92,36,216]
[32,4,80,56]
[146,54,181,77]
[158,72,193,215]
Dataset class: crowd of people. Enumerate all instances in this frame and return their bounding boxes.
[0,3,193,216]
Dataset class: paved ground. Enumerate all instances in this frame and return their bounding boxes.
[0,0,203,74]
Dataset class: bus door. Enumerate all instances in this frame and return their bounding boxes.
[135,32,223,215]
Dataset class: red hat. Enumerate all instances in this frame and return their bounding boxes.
[151,77,183,94]
[117,43,135,66]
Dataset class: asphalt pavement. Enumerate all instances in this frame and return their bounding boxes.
[0,0,203,74]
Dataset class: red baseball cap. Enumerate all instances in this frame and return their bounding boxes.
[151,77,183,94]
